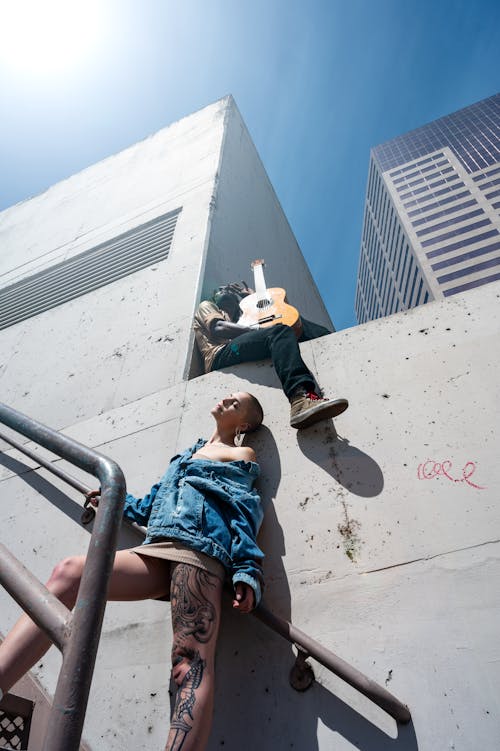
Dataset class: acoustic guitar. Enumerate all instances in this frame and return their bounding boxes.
[238,259,303,337]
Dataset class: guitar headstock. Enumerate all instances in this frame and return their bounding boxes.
[251,259,265,269]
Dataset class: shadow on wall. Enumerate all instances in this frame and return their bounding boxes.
[297,421,385,498]
[247,425,290,618]
[0,452,85,525]
[211,602,418,751]
[207,424,414,750]
[311,680,418,751]
[0,452,142,550]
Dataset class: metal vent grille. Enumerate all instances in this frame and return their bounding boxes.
[0,693,33,750]
[0,208,181,331]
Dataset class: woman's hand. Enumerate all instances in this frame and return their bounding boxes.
[86,489,101,507]
[232,581,255,613]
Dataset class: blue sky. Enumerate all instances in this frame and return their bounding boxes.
[1,0,499,329]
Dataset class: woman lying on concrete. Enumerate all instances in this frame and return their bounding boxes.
[0,391,265,751]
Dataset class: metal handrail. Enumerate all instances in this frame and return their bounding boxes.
[0,403,126,751]
[0,415,411,726]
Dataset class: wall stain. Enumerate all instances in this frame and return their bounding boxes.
[338,500,362,561]
[298,496,310,510]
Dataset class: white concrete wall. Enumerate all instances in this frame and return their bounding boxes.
[0,98,226,430]
[202,97,332,329]
[1,281,499,750]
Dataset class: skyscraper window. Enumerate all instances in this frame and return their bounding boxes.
[355,94,500,323]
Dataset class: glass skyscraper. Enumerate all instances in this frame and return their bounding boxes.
[355,94,500,323]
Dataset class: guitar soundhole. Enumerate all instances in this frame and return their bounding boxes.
[256,298,272,309]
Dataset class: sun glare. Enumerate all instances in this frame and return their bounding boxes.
[0,0,102,76]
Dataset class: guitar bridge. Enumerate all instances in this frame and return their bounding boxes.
[258,314,282,324]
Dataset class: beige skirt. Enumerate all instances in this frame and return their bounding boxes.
[130,540,225,582]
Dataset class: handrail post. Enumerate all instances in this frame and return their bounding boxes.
[47,456,125,751]
[0,402,126,751]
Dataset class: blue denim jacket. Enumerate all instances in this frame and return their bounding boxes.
[123,439,264,605]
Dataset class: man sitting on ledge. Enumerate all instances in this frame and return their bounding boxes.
[193,283,348,429]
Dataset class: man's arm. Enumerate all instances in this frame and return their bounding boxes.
[211,320,255,340]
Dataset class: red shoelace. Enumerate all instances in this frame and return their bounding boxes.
[305,391,322,401]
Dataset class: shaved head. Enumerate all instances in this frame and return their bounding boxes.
[242,393,264,432]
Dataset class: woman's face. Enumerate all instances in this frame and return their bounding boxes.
[211,392,251,433]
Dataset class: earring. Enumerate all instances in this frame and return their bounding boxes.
[234,427,243,447]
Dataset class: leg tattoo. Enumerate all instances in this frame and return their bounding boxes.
[167,565,220,749]
[170,565,217,646]
[169,650,205,750]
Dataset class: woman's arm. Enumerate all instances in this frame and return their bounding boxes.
[232,581,255,613]
[230,487,265,609]
[122,483,160,526]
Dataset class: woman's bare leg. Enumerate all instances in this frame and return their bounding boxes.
[165,564,222,751]
[0,550,170,694]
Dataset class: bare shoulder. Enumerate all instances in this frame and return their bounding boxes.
[234,446,257,463]
[192,443,257,464]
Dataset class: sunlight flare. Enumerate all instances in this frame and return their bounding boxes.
[0,0,102,75]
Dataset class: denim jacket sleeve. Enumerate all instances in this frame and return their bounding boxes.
[122,482,160,526]
[229,490,264,607]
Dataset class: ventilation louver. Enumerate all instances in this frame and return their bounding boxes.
[0,208,181,330]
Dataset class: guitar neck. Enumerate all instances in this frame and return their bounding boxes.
[252,263,267,296]
[243,258,302,335]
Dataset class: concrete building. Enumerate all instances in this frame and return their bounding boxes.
[356,93,500,323]
[1,97,500,751]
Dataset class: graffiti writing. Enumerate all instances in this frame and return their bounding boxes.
[417,460,486,489]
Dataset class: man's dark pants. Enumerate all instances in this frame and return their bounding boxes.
[211,323,326,400]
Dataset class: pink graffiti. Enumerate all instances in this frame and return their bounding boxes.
[417,460,486,489]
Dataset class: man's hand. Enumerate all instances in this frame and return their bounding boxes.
[232,582,255,613]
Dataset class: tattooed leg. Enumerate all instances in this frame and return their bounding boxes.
[168,649,204,750]
[165,564,222,751]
